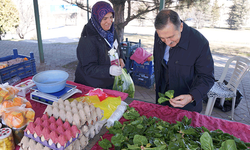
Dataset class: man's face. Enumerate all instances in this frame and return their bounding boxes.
[100,12,114,31]
[156,22,183,47]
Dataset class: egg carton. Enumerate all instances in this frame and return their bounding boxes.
[20,136,51,150]
[44,99,104,129]
[20,135,88,150]
[24,115,80,150]
[24,131,79,150]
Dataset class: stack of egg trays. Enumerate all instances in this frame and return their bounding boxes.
[44,99,105,148]
[20,135,86,150]
[20,136,52,150]
[22,114,80,150]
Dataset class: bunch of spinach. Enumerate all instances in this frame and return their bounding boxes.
[113,69,135,98]
[99,105,250,150]
[158,90,174,104]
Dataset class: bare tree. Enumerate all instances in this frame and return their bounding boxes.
[62,0,201,41]
[14,0,35,39]
[62,0,171,41]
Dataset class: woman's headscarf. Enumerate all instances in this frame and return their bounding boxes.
[91,1,115,47]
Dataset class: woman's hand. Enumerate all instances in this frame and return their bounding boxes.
[119,58,125,68]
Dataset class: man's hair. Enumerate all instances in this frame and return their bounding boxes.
[154,9,181,30]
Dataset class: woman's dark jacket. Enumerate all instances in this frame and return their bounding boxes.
[153,22,215,112]
[75,20,124,89]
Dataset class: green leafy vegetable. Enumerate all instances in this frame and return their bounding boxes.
[219,139,237,150]
[98,136,112,150]
[123,105,140,120]
[113,68,135,98]
[158,90,174,104]
[111,133,126,147]
[200,132,214,150]
[133,134,148,146]
[99,105,250,150]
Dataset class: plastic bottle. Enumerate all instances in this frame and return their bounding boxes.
[7,76,21,86]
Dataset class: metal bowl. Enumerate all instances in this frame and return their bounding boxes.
[32,70,69,93]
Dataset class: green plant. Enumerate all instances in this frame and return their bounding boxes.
[0,0,19,38]
[158,90,174,104]
[98,106,250,149]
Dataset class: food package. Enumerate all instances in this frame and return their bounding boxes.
[0,97,32,116]
[0,83,19,103]
[87,88,108,101]
[23,114,80,150]
[106,101,128,128]
[0,127,15,150]
[2,106,35,129]
[14,79,35,97]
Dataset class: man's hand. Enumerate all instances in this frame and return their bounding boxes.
[169,94,193,108]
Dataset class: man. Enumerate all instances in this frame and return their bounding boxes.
[153,9,215,112]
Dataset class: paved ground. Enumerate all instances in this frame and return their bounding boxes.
[1,40,250,125]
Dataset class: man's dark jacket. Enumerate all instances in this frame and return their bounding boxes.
[75,20,124,89]
[153,22,215,112]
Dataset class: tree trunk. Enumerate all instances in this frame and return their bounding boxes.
[110,0,126,42]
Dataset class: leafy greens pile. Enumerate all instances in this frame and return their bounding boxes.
[99,105,250,150]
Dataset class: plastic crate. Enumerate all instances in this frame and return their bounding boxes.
[120,38,141,73]
[133,61,154,75]
[0,49,37,84]
[132,72,154,89]
[120,38,141,57]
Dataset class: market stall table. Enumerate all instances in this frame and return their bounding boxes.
[91,99,250,149]
[14,77,128,150]
[13,77,250,150]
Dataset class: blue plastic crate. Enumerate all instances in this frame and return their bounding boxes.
[133,61,154,75]
[0,49,37,84]
[132,72,154,89]
[120,38,141,73]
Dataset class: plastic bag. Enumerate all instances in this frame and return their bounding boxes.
[93,96,121,120]
[0,83,19,103]
[106,101,128,128]
[2,106,35,129]
[88,88,108,101]
[0,97,32,116]
[113,68,135,98]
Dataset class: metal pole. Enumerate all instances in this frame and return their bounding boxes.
[159,0,165,11]
[87,0,89,20]
[33,0,44,63]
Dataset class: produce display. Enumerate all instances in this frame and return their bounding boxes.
[0,127,15,150]
[0,57,28,70]
[0,83,35,146]
[99,105,250,150]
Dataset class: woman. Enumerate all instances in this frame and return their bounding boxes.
[75,1,125,89]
